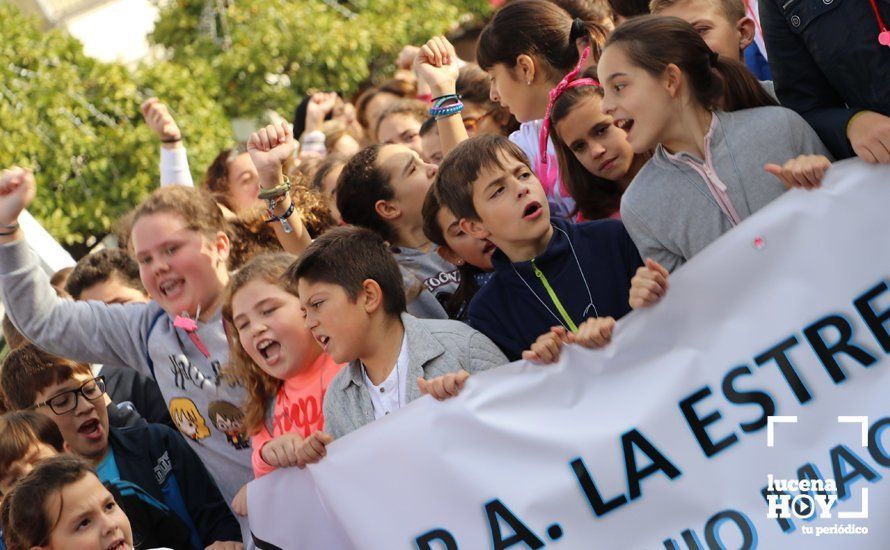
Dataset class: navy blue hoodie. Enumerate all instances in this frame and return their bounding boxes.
[468,217,642,360]
[109,423,241,548]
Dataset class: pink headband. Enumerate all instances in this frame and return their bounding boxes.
[538,46,600,167]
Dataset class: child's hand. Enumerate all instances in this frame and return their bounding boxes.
[574,317,616,349]
[629,258,670,309]
[846,111,890,164]
[247,121,295,184]
[764,155,831,190]
[522,326,572,364]
[297,431,333,466]
[397,45,420,70]
[304,92,339,135]
[260,433,306,468]
[417,369,470,400]
[140,98,182,146]
[0,167,36,227]
[230,484,248,517]
[414,36,460,98]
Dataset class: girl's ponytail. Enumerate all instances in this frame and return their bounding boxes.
[605,16,777,112]
[711,54,778,111]
[477,0,609,79]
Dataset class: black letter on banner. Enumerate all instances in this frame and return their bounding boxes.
[830,445,879,500]
[854,281,890,352]
[679,387,738,457]
[484,499,544,550]
[754,336,812,404]
[704,510,756,550]
[571,458,628,516]
[760,485,794,533]
[803,315,877,383]
[622,429,682,500]
[662,530,704,550]
[868,417,890,467]
[722,365,776,433]
[416,529,458,550]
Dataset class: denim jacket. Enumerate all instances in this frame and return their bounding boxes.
[760,0,890,159]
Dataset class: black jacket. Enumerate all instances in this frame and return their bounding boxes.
[760,0,890,159]
[109,423,241,548]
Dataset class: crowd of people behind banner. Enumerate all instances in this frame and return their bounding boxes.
[0,0,887,547]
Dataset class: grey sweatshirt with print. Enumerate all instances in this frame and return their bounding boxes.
[392,245,459,320]
[620,107,831,272]
[0,240,252,517]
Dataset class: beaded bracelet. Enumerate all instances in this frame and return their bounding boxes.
[431,103,464,119]
[430,93,464,118]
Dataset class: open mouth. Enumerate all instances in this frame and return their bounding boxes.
[105,538,128,550]
[158,278,185,298]
[256,338,282,364]
[78,418,103,441]
[522,201,543,220]
[316,335,331,352]
[615,118,634,136]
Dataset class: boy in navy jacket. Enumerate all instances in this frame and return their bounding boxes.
[435,135,642,361]
[0,344,241,549]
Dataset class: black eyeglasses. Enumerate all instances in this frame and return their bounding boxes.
[31,376,106,415]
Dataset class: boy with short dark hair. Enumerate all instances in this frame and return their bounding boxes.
[649,0,773,85]
[65,248,146,303]
[0,410,194,549]
[64,248,172,427]
[435,135,642,361]
[285,226,508,440]
[0,344,241,549]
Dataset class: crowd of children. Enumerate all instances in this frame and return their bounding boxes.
[0,0,887,547]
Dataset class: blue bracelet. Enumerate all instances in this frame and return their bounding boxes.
[430,102,464,119]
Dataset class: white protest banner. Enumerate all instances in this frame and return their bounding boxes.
[248,159,890,549]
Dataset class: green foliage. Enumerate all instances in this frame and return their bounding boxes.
[0,4,231,246]
[150,0,492,118]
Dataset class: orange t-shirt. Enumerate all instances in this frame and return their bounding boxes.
[250,353,343,477]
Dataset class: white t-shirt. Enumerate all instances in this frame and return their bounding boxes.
[361,333,410,419]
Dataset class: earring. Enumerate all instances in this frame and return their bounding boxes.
[457,259,465,266]
[527,80,531,86]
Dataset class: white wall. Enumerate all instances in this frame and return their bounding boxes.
[64,0,157,65]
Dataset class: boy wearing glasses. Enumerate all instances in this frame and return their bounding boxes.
[0,343,242,549]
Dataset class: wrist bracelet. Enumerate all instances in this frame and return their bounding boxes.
[431,102,464,119]
[258,176,291,201]
[432,93,459,105]
[160,135,183,143]
[266,200,296,233]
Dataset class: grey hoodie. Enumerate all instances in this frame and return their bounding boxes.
[0,240,252,518]
[620,107,831,272]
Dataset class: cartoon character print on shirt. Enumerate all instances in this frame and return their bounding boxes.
[168,397,211,441]
[208,400,250,450]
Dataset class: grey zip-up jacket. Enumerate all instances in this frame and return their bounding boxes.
[322,313,508,439]
[0,239,252,525]
[620,107,831,272]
